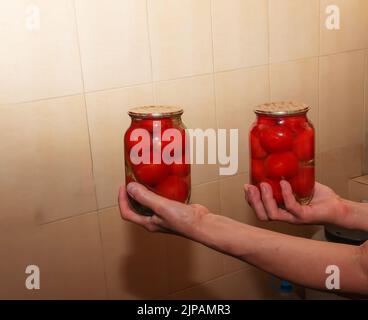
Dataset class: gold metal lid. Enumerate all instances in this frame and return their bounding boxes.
[254,101,310,116]
[128,105,183,119]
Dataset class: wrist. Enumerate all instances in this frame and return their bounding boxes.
[192,213,220,245]
[327,198,350,227]
[334,199,367,231]
[193,213,249,259]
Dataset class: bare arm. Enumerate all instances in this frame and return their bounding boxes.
[341,200,368,231]
[119,183,368,295]
[195,213,368,294]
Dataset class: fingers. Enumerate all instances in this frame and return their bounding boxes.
[118,185,165,232]
[245,183,300,223]
[244,184,268,221]
[259,183,280,220]
[118,185,151,225]
[126,182,174,215]
[280,180,303,216]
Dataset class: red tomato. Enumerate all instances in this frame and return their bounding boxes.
[292,127,314,161]
[124,126,151,164]
[281,116,307,134]
[155,175,188,203]
[289,166,315,198]
[133,163,168,186]
[265,152,299,180]
[169,163,190,177]
[258,178,283,206]
[250,131,267,159]
[260,125,293,153]
[258,116,277,126]
[251,159,266,183]
[152,124,184,161]
[162,127,187,164]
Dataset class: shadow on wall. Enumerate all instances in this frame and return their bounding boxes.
[118,219,217,299]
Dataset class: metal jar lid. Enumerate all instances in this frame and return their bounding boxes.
[128,105,183,119]
[254,101,310,116]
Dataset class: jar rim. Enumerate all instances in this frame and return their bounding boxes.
[254,101,310,116]
[128,105,183,119]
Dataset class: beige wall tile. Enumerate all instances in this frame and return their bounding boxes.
[169,267,275,300]
[99,207,169,299]
[191,163,219,187]
[269,0,319,63]
[212,0,268,71]
[86,85,154,209]
[75,0,151,92]
[349,176,368,202]
[168,182,223,293]
[364,51,368,174]
[167,236,224,293]
[189,181,221,214]
[0,0,83,104]
[0,213,106,299]
[320,0,368,55]
[223,255,247,274]
[321,145,363,198]
[215,66,269,173]
[315,153,324,183]
[0,95,96,227]
[148,0,213,81]
[319,51,365,153]
[219,174,257,227]
[219,173,259,273]
[270,58,319,127]
[154,75,216,129]
[154,74,219,185]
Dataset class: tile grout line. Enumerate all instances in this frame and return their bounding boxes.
[4,48,368,109]
[71,1,98,210]
[318,0,322,56]
[209,0,225,275]
[144,0,157,103]
[267,0,272,100]
[71,0,109,299]
[39,209,97,227]
[363,51,368,174]
[168,264,251,297]
[317,0,322,181]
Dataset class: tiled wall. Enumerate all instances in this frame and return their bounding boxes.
[0,0,367,299]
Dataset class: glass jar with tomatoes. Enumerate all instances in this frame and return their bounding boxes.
[124,106,191,216]
[250,101,315,206]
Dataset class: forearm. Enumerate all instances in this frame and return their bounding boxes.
[193,214,368,294]
[336,200,368,231]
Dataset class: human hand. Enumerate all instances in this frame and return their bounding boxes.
[118,182,210,237]
[244,181,348,226]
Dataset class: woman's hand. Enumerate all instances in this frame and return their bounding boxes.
[244,181,348,226]
[118,182,210,237]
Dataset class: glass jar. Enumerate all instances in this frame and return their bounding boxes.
[124,106,191,216]
[249,102,315,206]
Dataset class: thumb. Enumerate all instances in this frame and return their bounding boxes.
[126,182,172,215]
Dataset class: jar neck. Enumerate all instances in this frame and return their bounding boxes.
[256,112,308,121]
[130,115,182,121]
